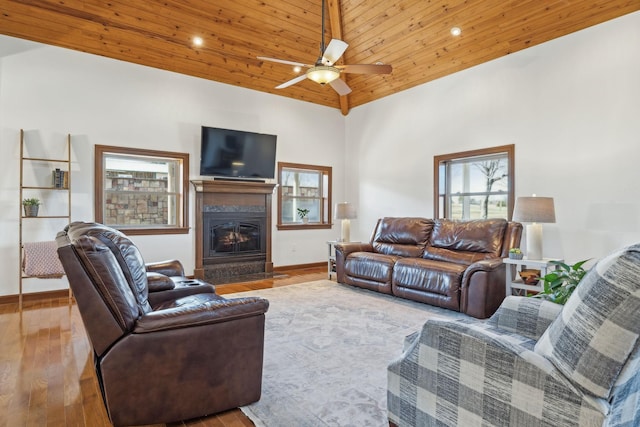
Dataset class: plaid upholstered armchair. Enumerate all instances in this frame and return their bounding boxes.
[388,244,640,427]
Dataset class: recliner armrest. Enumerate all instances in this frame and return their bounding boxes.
[145,259,185,277]
[460,258,505,290]
[134,296,269,333]
[487,295,563,340]
[465,257,504,273]
[460,258,507,318]
[335,242,374,283]
[147,272,176,292]
[335,242,374,258]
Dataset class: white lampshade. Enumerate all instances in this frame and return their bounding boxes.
[334,202,357,242]
[512,196,556,261]
[334,202,357,220]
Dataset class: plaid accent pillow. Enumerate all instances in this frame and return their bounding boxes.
[534,244,640,399]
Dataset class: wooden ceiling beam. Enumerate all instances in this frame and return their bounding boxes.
[328,0,350,115]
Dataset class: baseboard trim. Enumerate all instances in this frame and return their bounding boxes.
[0,263,325,305]
[274,262,325,272]
[0,289,72,305]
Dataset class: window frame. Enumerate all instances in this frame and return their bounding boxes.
[276,161,332,230]
[94,145,189,235]
[434,144,515,220]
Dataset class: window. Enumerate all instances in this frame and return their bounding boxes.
[434,144,514,220]
[95,145,189,235]
[277,162,332,230]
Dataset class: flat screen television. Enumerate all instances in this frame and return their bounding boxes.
[200,126,277,180]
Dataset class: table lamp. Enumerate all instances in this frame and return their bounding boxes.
[512,195,556,260]
[334,202,357,242]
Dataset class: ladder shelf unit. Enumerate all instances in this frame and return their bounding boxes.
[19,129,72,310]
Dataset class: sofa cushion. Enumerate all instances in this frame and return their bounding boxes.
[372,217,433,257]
[424,218,507,264]
[535,244,640,399]
[393,258,466,296]
[344,252,399,285]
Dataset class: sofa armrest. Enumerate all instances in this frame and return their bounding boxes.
[335,242,373,257]
[388,318,606,427]
[145,259,185,277]
[147,281,216,308]
[460,258,507,318]
[465,257,504,274]
[487,295,563,340]
[134,296,269,333]
[147,272,176,292]
[335,242,373,283]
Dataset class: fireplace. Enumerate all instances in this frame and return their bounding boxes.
[192,180,276,282]
[204,212,266,260]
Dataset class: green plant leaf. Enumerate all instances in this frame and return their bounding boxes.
[529,258,591,305]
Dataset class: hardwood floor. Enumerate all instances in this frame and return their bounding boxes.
[0,266,326,427]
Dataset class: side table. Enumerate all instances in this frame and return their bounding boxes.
[504,257,563,296]
[327,240,339,279]
[327,240,361,280]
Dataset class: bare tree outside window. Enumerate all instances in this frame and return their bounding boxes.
[475,159,508,219]
[434,145,514,220]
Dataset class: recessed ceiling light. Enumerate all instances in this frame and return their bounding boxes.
[193,36,204,47]
[450,27,461,36]
[293,66,302,73]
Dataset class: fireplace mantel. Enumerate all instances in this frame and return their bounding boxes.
[191,179,277,195]
[191,180,277,282]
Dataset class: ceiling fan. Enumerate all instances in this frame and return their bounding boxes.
[257,0,392,96]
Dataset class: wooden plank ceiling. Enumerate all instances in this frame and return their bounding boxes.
[1,0,639,115]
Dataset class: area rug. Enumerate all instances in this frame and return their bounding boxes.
[229,280,468,427]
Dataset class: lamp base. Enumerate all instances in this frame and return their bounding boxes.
[340,219,351,243]
[525,223,543,261]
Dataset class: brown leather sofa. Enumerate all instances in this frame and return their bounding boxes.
[335,217,522,318]
[56,221,269,426]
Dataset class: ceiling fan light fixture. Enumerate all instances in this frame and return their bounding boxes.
[306,66,340,85]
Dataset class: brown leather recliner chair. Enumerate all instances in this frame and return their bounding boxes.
[56,221,269,426]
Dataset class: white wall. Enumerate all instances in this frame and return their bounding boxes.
[346,11,640,263]
[0,40,346,296]
[2,11,639,297]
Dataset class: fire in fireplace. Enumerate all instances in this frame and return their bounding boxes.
[210,221,261,254]
[203,213,266,261]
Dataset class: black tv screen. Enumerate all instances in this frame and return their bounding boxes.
[200,126,277,180]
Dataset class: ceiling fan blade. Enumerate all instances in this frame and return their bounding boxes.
[338,64,393,74]
[329,78,352,96]
[275,74,307,89]
[258,56,311,68]
[322,39,349,65]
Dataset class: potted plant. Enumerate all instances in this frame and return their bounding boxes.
[22,198,41,217]
[532,259,590,304]
[508,248,523,259]
[297,208,310,223]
